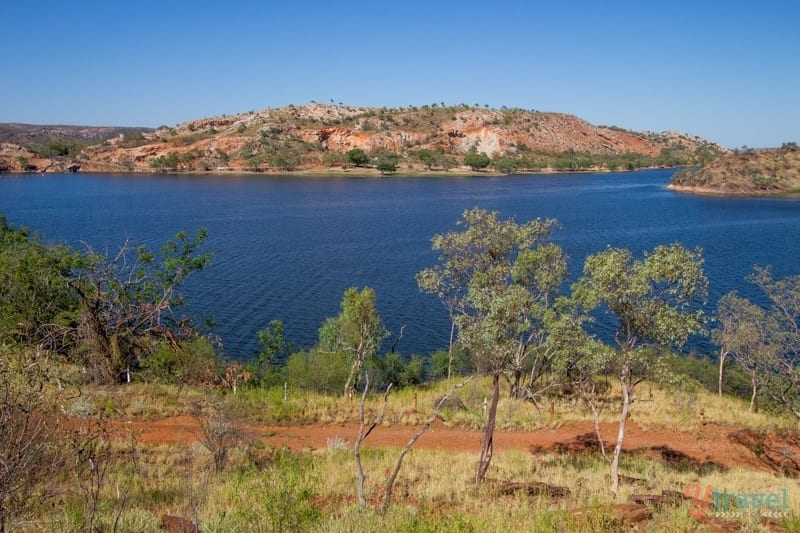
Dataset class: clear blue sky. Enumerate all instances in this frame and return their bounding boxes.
[2,0,797,148]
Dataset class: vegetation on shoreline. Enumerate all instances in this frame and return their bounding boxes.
[671,143,800,195]
[2,209,800,531]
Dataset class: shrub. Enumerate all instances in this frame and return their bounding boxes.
[141,337,219,385]
[284,350,350,394]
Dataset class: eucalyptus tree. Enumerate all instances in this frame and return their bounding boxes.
[324,287,386,396]
[417,207,565,483]
[715,291,774,411]
[747,267,800,419]
[573,243,707,496]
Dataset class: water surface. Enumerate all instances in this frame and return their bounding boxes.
[1,170,798,357]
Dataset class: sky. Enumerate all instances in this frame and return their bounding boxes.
[1,0,798,148]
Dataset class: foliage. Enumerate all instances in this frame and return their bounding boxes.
[149,151,179,171]
[284,349,351,394]
[0,216,79,351]
[376,160,398,175]
[0,350,69,532]
[464,148,491,171]
[140,337,219,385]
[370,352,425,388]
[320,287,387,395]
[418,207,565,482]
[573,243,708,494]
[193,399,245,473]
[715,291,774,411]
[718,267,800,419]
[69,229,212,383]
[30,141,82,158]
[427,347,473,379]
[345,148,370,167]
[250,319,295,384]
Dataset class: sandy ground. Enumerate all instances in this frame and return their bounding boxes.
[129,416,799,475]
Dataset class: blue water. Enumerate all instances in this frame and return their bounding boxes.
[1,170,798,358]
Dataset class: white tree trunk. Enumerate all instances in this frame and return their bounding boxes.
[610,369,631,497]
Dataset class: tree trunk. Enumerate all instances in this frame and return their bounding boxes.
[447,319,455,380]
[509,369,523,399]
[610,368,632,497]
[718,349,727,397]
[343,352,363,397]
[475,373,500,483]
[749,376,757,413]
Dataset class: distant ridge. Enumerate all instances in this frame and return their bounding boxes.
[1,104,727,174]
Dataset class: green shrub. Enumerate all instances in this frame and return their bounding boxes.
[284,350,350,394]
[141,337,219,385]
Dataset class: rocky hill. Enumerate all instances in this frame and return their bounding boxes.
[669,144,800,195]
[0,123,152,173]
[2,104,728,174]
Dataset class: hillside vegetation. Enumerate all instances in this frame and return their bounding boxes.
[1,103,727,174]
[670,143,800,195]
[0,124,151,173]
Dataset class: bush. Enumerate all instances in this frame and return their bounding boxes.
[0,351,69,530]
[141,337,219,385]
[284,350,350,394]
[371,352,425,387]
[427,348,473,379]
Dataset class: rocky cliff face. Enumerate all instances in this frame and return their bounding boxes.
[0,143,76,172]
[4,104,729,174]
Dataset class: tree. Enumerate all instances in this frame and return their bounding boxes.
[715,292,774,411]
[573,243,707,496]
[492,156,519,174]
[464,149,490,171]
[418,208,562,483]
[70,229,211,383]
[271,150,300,172]
[345,148,370,168]
[324,287,386,396]
[376,161,397,175]
[251,319,295,384]
[747,267,800,419]
[414,149,437,170]
[149,151,179,172]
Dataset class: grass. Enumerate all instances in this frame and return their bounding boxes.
[8,358,800,531]
[31,440,799,531]
[78,372,797,435]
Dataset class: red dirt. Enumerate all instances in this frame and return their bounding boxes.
[129,416,800,475]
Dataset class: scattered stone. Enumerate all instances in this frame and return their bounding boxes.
[572,503,652,527]
[161,515,199,533]
[497,481,570,499]
[629,489,692,507]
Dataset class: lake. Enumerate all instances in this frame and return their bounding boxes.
[1,170,798,358]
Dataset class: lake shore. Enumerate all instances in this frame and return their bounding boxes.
[667,183,800,197]
[2,164,677,179]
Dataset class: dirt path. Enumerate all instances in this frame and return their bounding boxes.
[130,416,799,475]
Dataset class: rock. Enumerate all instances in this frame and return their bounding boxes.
[160,515,199,533]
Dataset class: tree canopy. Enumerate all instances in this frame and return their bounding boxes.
[418,207,565,482]
[573,243,707,495]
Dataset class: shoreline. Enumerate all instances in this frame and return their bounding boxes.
[667,183,800,198]
[2,165,678,179]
